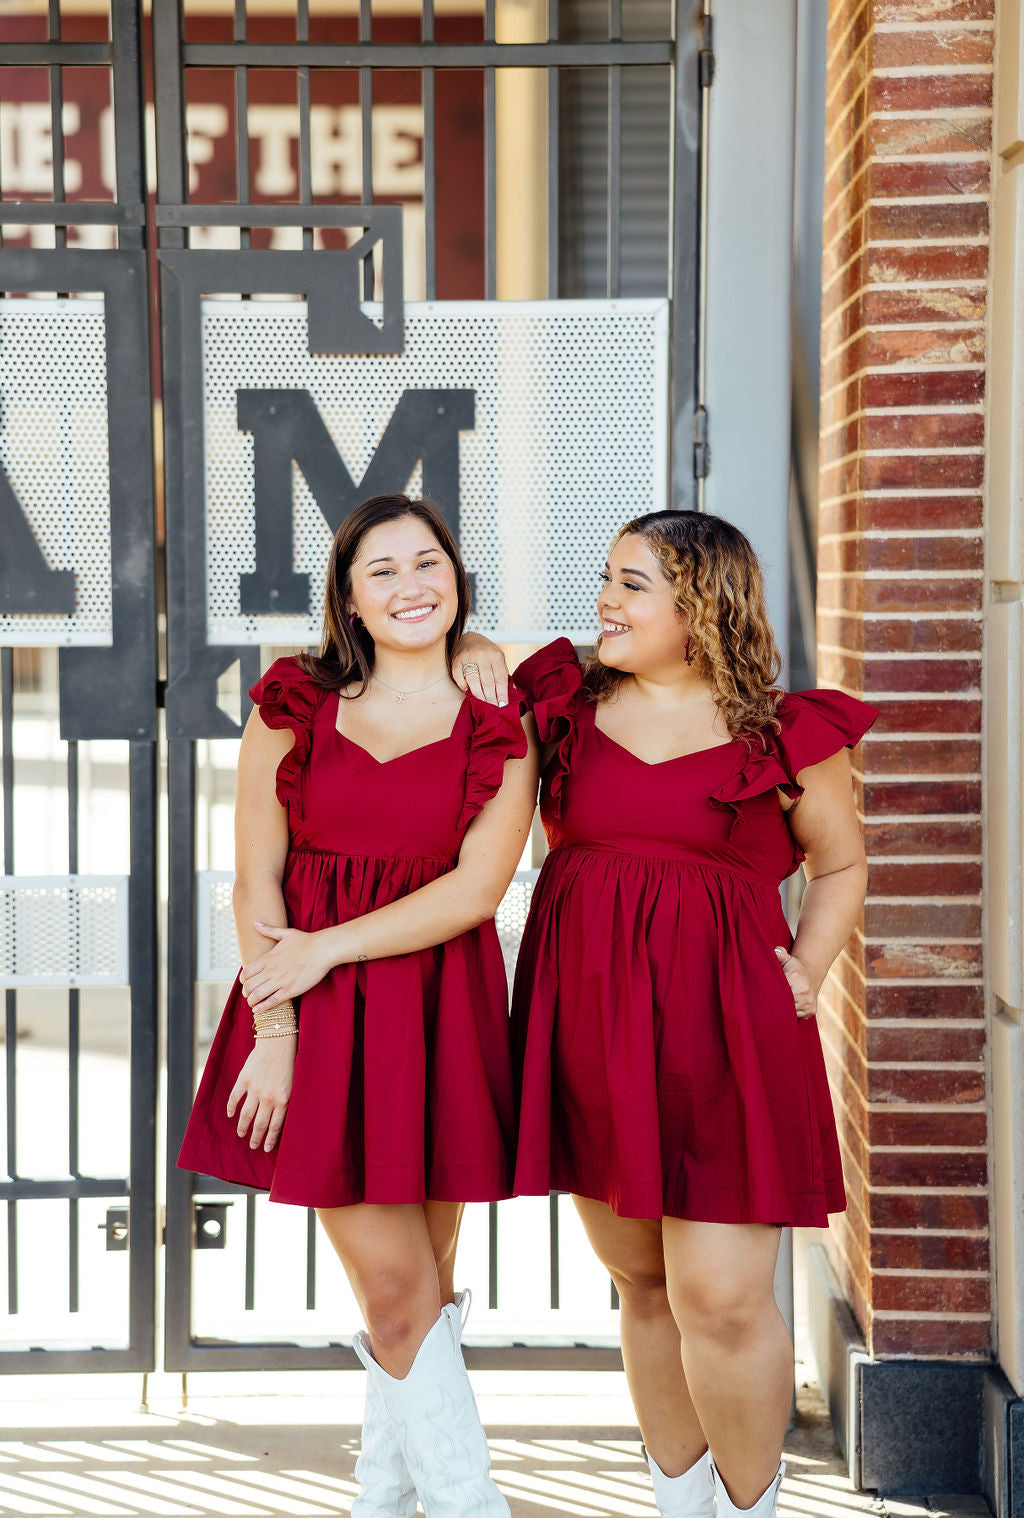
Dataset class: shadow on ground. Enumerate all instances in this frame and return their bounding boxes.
[0,1383,993,1517]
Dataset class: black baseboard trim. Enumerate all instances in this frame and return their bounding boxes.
[806,1243,1024,1511]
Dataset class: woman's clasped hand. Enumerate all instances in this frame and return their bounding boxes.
[239,923,337,1014]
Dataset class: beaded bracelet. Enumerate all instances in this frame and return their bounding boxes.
[253,1000,298,1040]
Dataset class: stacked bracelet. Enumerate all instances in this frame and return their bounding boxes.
[253,1000,298,1040]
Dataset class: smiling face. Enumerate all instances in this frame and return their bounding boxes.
[347,514,459,655]
[596,532,690,676]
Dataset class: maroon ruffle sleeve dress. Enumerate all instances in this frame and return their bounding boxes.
[511,639,877,1227]
[177,655,527,1208]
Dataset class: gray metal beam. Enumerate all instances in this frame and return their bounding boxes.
[182,42,672,67]
[701,0,798,678]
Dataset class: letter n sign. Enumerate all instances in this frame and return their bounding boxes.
[237,388,475,617]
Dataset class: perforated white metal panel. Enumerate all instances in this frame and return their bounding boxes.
[0,299,112,647]
[0,875,128,986]
[196,868,539,984]
[202,299,669,646]
[196,871,238,982]
[495,869,538,980]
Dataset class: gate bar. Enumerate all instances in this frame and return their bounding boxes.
[423,66,437,298]
[110,0,148,251]
[233,2,251,249]
[183,43,673,68]
[127,738,159,1371]
[68,737,79,1313]
[0,43,111,64]
[297,0,313,252]
[164,739,198,1367]
[484,0,497,299]
[608,1,622,297]
[0,205,145,225]
[546,0,559,298]
[2,648,17,1316]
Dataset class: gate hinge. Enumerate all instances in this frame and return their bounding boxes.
[693,406,711,479]
[699,14,715,87]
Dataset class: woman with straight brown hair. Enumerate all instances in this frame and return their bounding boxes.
[460,509,876,1518]
[179,494,536,1518]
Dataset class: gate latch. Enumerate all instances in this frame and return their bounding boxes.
[194,1201,231,1250]
[99,1207,129,1252]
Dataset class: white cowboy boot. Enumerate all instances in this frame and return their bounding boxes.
[710,1457,785,1517]
[646,1446,716,1517]
[353,1293,509,1518]
[351,1292,471,1516]
[352,1369,417,1518]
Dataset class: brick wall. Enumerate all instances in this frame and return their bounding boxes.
[817,0,993,1359]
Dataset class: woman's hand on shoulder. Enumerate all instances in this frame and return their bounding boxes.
[241,924,336,1013]
[227,1035,295,1151]
[452,632,510,708]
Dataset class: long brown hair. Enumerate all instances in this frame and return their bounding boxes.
[585,510,784,738]
[297,495,471,699]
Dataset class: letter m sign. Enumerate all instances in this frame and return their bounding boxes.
[237,388,475,616]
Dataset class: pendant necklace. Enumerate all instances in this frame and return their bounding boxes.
[371,672,449,705]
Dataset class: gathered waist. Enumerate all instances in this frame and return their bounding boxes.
[544,841,782,890]
[287,844,456,868]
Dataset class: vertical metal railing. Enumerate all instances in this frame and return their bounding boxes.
[0,0,158,1372]
[546,1,560,298]
[423,1,437,299]
[2,648,16,1320]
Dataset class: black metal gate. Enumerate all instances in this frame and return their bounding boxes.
[0,0,158,1371]
[1,0,706,1372]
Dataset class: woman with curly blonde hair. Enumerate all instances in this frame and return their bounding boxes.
[459,509,876,1518]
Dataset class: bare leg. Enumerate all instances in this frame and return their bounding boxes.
[424,1199,465,1305]
[662,1219,791,1509]
[316,1203,444,1377]
[573,1196,707,1477]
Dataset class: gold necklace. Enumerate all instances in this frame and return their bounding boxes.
[371,672,449,705]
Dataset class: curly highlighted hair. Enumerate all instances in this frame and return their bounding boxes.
[584,510,784,739]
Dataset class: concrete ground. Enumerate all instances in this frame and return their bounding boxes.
[0,1366,993,1518]
[0,1035,992,1516]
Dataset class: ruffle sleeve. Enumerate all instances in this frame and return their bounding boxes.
[248,656,323,818]
[513,638,584,819]
[774,689,878,779]
[459,687,530,830]
[710,687,877,835]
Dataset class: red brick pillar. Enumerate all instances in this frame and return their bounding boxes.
[818,0,992,1362]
